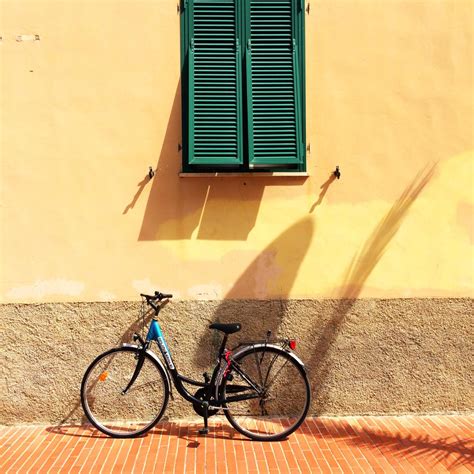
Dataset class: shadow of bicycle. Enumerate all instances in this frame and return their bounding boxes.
[46,419,267,446]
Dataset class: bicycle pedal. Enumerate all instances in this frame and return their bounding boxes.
[198,428,209,435]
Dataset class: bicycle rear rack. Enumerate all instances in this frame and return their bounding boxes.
[233,337,292,351]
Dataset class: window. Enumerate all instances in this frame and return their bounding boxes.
[181,0,306,173]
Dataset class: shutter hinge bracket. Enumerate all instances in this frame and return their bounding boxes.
[191,37,195,52]
[247,39,251,51]
[292,38,296,52]
[306,2,310,14]
[236,37,240,51]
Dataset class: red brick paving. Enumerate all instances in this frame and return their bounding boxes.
[0,416,472,473]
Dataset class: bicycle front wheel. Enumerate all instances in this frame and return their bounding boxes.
[223,346,310,441]
[81,347,169,438]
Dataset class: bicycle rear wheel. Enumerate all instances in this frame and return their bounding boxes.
[223,346,310,441]
[81,346,169,438]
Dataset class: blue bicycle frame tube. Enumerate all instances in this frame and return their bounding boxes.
[146,319,175,370]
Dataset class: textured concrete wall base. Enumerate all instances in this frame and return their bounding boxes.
[1,298,472,425]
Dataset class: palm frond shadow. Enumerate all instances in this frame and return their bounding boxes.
[361,431,474,469]
[308,163,437,410]
[301,419,473,470]
[342,162,437,299]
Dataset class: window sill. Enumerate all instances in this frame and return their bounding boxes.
[179,172,309,178]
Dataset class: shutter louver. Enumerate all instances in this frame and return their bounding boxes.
[188,0,243,165]
[246,0,302,166]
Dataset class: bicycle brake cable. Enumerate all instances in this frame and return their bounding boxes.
[140,297,147,339]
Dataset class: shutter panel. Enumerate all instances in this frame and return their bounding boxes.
[246,0,303,166]
[188,0,243,165]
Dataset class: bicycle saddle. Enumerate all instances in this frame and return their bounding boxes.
[209,323,241,334]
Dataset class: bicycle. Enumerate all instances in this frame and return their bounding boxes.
[81,291,311,441]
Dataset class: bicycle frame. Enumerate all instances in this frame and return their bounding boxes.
[143,318,262,409]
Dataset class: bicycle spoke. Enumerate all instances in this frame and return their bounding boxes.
[254,350,265,387]
[263,357,291,391]
[223,347,310,441]
[81,347,169,438]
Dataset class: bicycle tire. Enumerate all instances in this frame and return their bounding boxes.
[81,346,169,438]
[223,346,310,441]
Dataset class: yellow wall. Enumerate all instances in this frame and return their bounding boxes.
[1,0,473,303]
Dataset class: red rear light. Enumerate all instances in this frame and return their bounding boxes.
[289,340,296,350]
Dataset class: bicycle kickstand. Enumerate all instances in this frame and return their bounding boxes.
[198,401,209,435]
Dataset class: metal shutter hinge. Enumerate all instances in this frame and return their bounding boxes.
[191,37,195,52]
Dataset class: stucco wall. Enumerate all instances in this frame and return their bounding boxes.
[1,298,472,424]
[0,0,472,303]
[1,1,472,423]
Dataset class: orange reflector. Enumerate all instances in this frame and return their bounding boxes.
[289,340,296,350]
[98,371,108,381]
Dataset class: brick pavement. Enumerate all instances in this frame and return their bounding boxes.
[0,416,472,473]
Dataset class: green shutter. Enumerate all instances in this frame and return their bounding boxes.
[246,0,303,166]
[188,0,243,165]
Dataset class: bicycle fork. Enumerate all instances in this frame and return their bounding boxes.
[121,334,147,394]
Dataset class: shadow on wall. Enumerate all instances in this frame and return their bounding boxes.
[123,82,306,241]
[310,172,337,212]
[341,163,437,299]
[192,216,315,370]
[307,163,437,412]
[123,176,150,215]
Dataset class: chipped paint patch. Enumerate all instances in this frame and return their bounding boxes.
[253,250,281,298]
[131,278,176,297]
[457,202,474,244]
[132,278,159,294]
[188,283,223,300]
[6,279,85,299]
[97,290,117,301]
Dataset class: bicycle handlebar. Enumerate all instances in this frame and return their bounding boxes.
[140,291,173,314]
[140,291,173,315]
[140,291,173,302]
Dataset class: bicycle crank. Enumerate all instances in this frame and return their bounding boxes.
[192,388,219,417]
